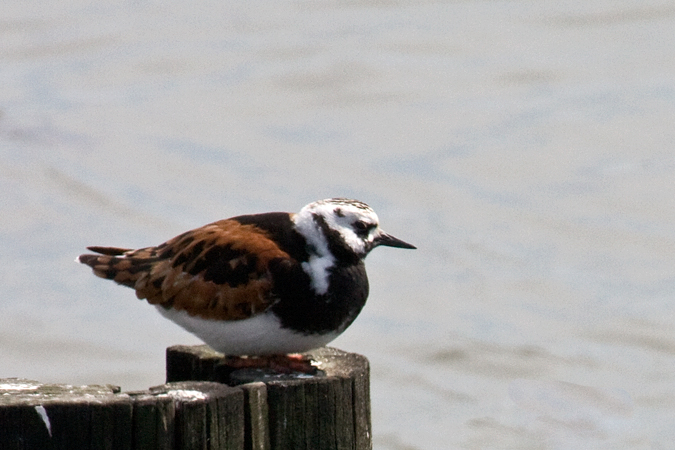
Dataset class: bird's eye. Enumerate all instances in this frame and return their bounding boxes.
[353,220,373,236]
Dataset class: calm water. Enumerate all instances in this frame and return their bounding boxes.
[2,1,675,448]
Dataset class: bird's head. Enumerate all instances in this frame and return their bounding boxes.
[294,198,416,261]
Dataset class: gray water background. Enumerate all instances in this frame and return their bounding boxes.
[2,1,675,448]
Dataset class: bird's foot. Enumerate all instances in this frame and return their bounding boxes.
[222,353,318,374]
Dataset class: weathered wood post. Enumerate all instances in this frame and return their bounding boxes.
[0,379,244,450]
[166,345,372,450]
[0,380,131,449]
[0,346,372,450]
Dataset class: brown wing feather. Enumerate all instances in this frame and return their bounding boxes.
[78,220,292,321]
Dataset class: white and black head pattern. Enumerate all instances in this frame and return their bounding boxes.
[295,198,379,257]
[293,198,415,294]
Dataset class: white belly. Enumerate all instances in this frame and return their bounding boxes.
[156,306,339,356]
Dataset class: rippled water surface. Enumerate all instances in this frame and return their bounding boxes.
[2,1,675,448]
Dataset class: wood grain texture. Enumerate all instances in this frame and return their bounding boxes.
[148,381,245,450]
[0,378,245,450]
[166,345,372,450]
[0,379,132,450]
[1,346,370,450]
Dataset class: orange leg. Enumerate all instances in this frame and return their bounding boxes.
[222,353,317,374]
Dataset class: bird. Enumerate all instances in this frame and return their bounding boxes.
[77,198,415,372]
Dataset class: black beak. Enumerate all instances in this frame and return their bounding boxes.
[374,231,417,249]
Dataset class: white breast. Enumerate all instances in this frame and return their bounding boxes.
[156,306,339,356]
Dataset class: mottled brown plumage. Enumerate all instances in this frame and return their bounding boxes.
[79,219,291,321]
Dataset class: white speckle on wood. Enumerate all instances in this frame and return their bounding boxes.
[0,382,38,391]
[165,389,209,401]
[34,405,52,437]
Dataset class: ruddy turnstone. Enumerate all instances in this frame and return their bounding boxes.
[78,198,415,371]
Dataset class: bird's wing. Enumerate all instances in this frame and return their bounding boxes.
[78,219,293,321]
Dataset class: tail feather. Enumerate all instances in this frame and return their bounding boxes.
[77,249,155,289]
[86,246,133,256]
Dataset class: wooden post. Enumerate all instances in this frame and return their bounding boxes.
[144,381,245,450]
[0,379,131,450]
[0,379,245,450]
[166,345,372,450]
[0,346,371,450]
